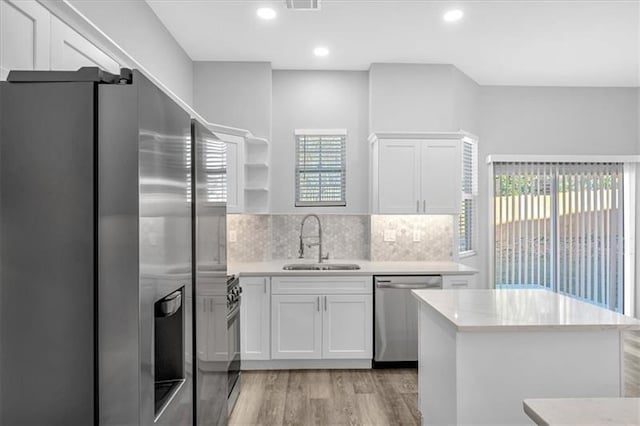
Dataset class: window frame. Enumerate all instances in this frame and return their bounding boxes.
[294,129,347,208]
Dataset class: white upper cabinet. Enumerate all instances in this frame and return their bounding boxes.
[50,15,120,74]
[378,140,422,213]
[1,1,120,80]
[0,0,51,80]
[420,140,462,214]
[370,132,463,214]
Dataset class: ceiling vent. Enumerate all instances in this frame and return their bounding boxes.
[285,0,321,10]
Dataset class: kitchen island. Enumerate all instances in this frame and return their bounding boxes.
[412,289,640,425]
[523,397,640,425]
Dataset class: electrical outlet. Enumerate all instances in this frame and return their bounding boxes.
[383,229,396,242]
[413,228,421,242]
[229,230,237,242]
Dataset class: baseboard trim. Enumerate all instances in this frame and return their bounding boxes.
[241,359,372,370]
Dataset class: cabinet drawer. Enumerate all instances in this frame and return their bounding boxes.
[442,274,476,289]
[271,275,372,295]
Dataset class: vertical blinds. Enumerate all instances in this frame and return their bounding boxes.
[295,133,346,206]
[494,162,624,311]
[459,139,477,253]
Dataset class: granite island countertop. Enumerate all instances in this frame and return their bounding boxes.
[228,259,477,277]
[411,288,640,332]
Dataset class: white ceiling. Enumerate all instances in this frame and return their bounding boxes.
[147,0,640,87]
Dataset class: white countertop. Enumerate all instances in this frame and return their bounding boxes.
[228,259,477,277]
[524,398,640,426]
[411,289,640,332]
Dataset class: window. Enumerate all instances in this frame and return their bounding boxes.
[194,134,226,204]
[459,138,477,254]
[493,162,625,312]
[295,130,346,207]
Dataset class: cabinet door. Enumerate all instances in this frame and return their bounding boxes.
[50,15,120,74]
[322,294,372,359]
[442,274,476,289]
[195,296,208,361]
[420,140,461,214]
[205,296,229,362]
[226,140,239,212]
[0,0,51,80]
[271,294,322,359]
[378,140,421,213]
[240,277,271,360]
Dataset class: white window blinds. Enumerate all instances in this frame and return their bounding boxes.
[203,137,227,204]
[494,162,624,312]
[295,131,346,207]
[459,138,478,253]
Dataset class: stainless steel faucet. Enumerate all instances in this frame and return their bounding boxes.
[298,214,328,263]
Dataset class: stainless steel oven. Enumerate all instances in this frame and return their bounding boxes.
[227,275,241,411]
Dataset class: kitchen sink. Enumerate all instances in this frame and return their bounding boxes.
[282,263,361,271]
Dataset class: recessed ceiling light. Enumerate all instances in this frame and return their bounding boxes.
[443,9,463,22]
[256,7,277,20]
[313,46,329,57]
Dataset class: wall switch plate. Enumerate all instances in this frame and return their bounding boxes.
[229,230,237,243]
[383,229,396,242]
[413,229,421,242]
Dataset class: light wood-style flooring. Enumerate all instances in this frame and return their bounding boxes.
[229,340,640,426]
[229,369,419,426]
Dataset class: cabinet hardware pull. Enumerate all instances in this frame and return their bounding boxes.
[317,296,320,312]
[264,278,267,293]
[423,200,426,212]
[324,296,327,311]
[416,200,419,212]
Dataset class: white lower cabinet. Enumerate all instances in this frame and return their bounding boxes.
[240,276,271,360]
[196,295,228,362]
[322,295,373,359]
[270,276,373,361]
[442,274,477,289]
[271,294,322,359]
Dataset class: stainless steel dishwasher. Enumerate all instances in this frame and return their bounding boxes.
[374,275,442,367]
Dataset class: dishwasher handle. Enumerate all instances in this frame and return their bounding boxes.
[375,276,442,290]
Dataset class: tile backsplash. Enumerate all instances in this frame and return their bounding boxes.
[271,215,370,261]
[227,214,271,262]
[370,215,453,261]
[227,214,454,262]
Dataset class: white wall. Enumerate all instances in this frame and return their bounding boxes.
[473,86,640,288]
[271,70,370,214]
[67,0,194,106]
[452,67,481,135]
[193,61,272,138]
[369,63,457,132]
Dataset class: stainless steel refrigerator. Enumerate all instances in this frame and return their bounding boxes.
[0,67,193,425]
[191,120,230,426]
